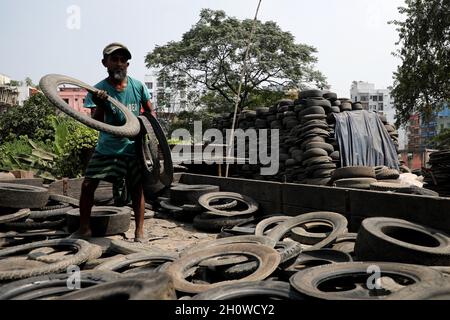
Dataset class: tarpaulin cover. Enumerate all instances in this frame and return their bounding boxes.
[333,110,399,169]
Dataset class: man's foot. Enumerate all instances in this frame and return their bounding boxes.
[134,230,147,243]
[68,229,92,240]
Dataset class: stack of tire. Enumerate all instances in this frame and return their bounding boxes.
[156,184,220,222]
[193,192,259,233]
[379,115,400,154]
[155,185,260,233]
[424,150,450,197]
[293,90,338,185]
[330,166,377,190]
[0,183,70,235]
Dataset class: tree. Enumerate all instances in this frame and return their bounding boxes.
[0,92,56,143]
[146,9,328,112]
[432,128,450,149]
[25,77,34,87]
[390,0,450,126]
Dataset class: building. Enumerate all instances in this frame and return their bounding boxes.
[350,81,407,150]
[0,73,11,85]
[437,103,450,133]
[57,87,90,115]
[144,70,189,114]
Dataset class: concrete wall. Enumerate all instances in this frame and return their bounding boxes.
[180,173,450,233]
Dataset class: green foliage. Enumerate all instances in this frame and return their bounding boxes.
[0,92,56,143]
[432,128,450,149]
[0,93,98,179]
[390,0,450,126]
[146,9,328,111]
[53,118,98,178]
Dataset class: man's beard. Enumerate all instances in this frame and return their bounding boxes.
[109,69,127,81]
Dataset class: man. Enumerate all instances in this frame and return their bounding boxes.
[71,42,155,242]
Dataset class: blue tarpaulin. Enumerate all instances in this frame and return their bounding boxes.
[333,110,399,169]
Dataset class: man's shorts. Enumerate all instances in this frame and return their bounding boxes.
[84,152,143,205]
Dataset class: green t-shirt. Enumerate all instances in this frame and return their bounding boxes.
[84,76,151,156]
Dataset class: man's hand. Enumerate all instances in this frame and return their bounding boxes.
[92,90,108,107]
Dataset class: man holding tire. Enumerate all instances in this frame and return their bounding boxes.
[71,43,155,242]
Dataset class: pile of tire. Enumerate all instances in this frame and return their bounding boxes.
[0,204,449,300]
[212,89,407,187]
[0,183,72,236]
[424,150,450,197]
[154,185,260,233]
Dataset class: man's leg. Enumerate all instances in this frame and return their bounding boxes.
[71,177,99,238]
[130,182,146,242]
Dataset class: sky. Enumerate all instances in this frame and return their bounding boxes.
[0,0,405,98]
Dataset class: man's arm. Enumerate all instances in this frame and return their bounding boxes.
[90,90,108,121]
[142,100,157,118]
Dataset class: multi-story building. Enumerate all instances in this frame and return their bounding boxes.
[57,87,90,115]
[437,103,450,133]
[0,73,11,85]
[350,81,407,150]
[144,70,189,114]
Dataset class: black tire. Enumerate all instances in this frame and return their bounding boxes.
[354,217,450,266]
[193,213,255,232]
[66,206,131,236]
[302,156,333,167]
[255,216,291,236]
[267,212,348,250]
[29,206,73,220]
[0,183,48,209]
[289,262,443,300]
[304,142,334,154]
[181,235,276,258]
[39,74,140,137]
[331,166,376,182]
[56,274,177,300]
[289,220,343,246]
[299,90,324,99]
[48,194,80,207]
[198,192,259,217]
[165,243,280,294]
[170,185,220,206]
[4,218,66,231]
[375,167,400,180]
[192,281,304,300]
[95,252,178,272]
[0,208,31,224]
[0,270,121,300]
[305,163,337,174]
[110,239,158,255]
[136,116,160,185]
[0,239,92,281]
[298,106,326,118]
[302,148,329,160]
[305,98,332,108]
[334,178,377,190]
[141,111,173,187]
[323,92,337,101]
[340,103,352,111]
[387,278,450,300]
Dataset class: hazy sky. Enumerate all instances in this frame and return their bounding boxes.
[0,0,405,97]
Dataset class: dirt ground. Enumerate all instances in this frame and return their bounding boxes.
[118,211,218,254]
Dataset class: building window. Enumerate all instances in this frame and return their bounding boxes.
[379,95,384,102]
[63,98,69,104]
[378,103,383,111]
[145,82,153,90]
[372,95,378,102]
[361,96,368,102]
